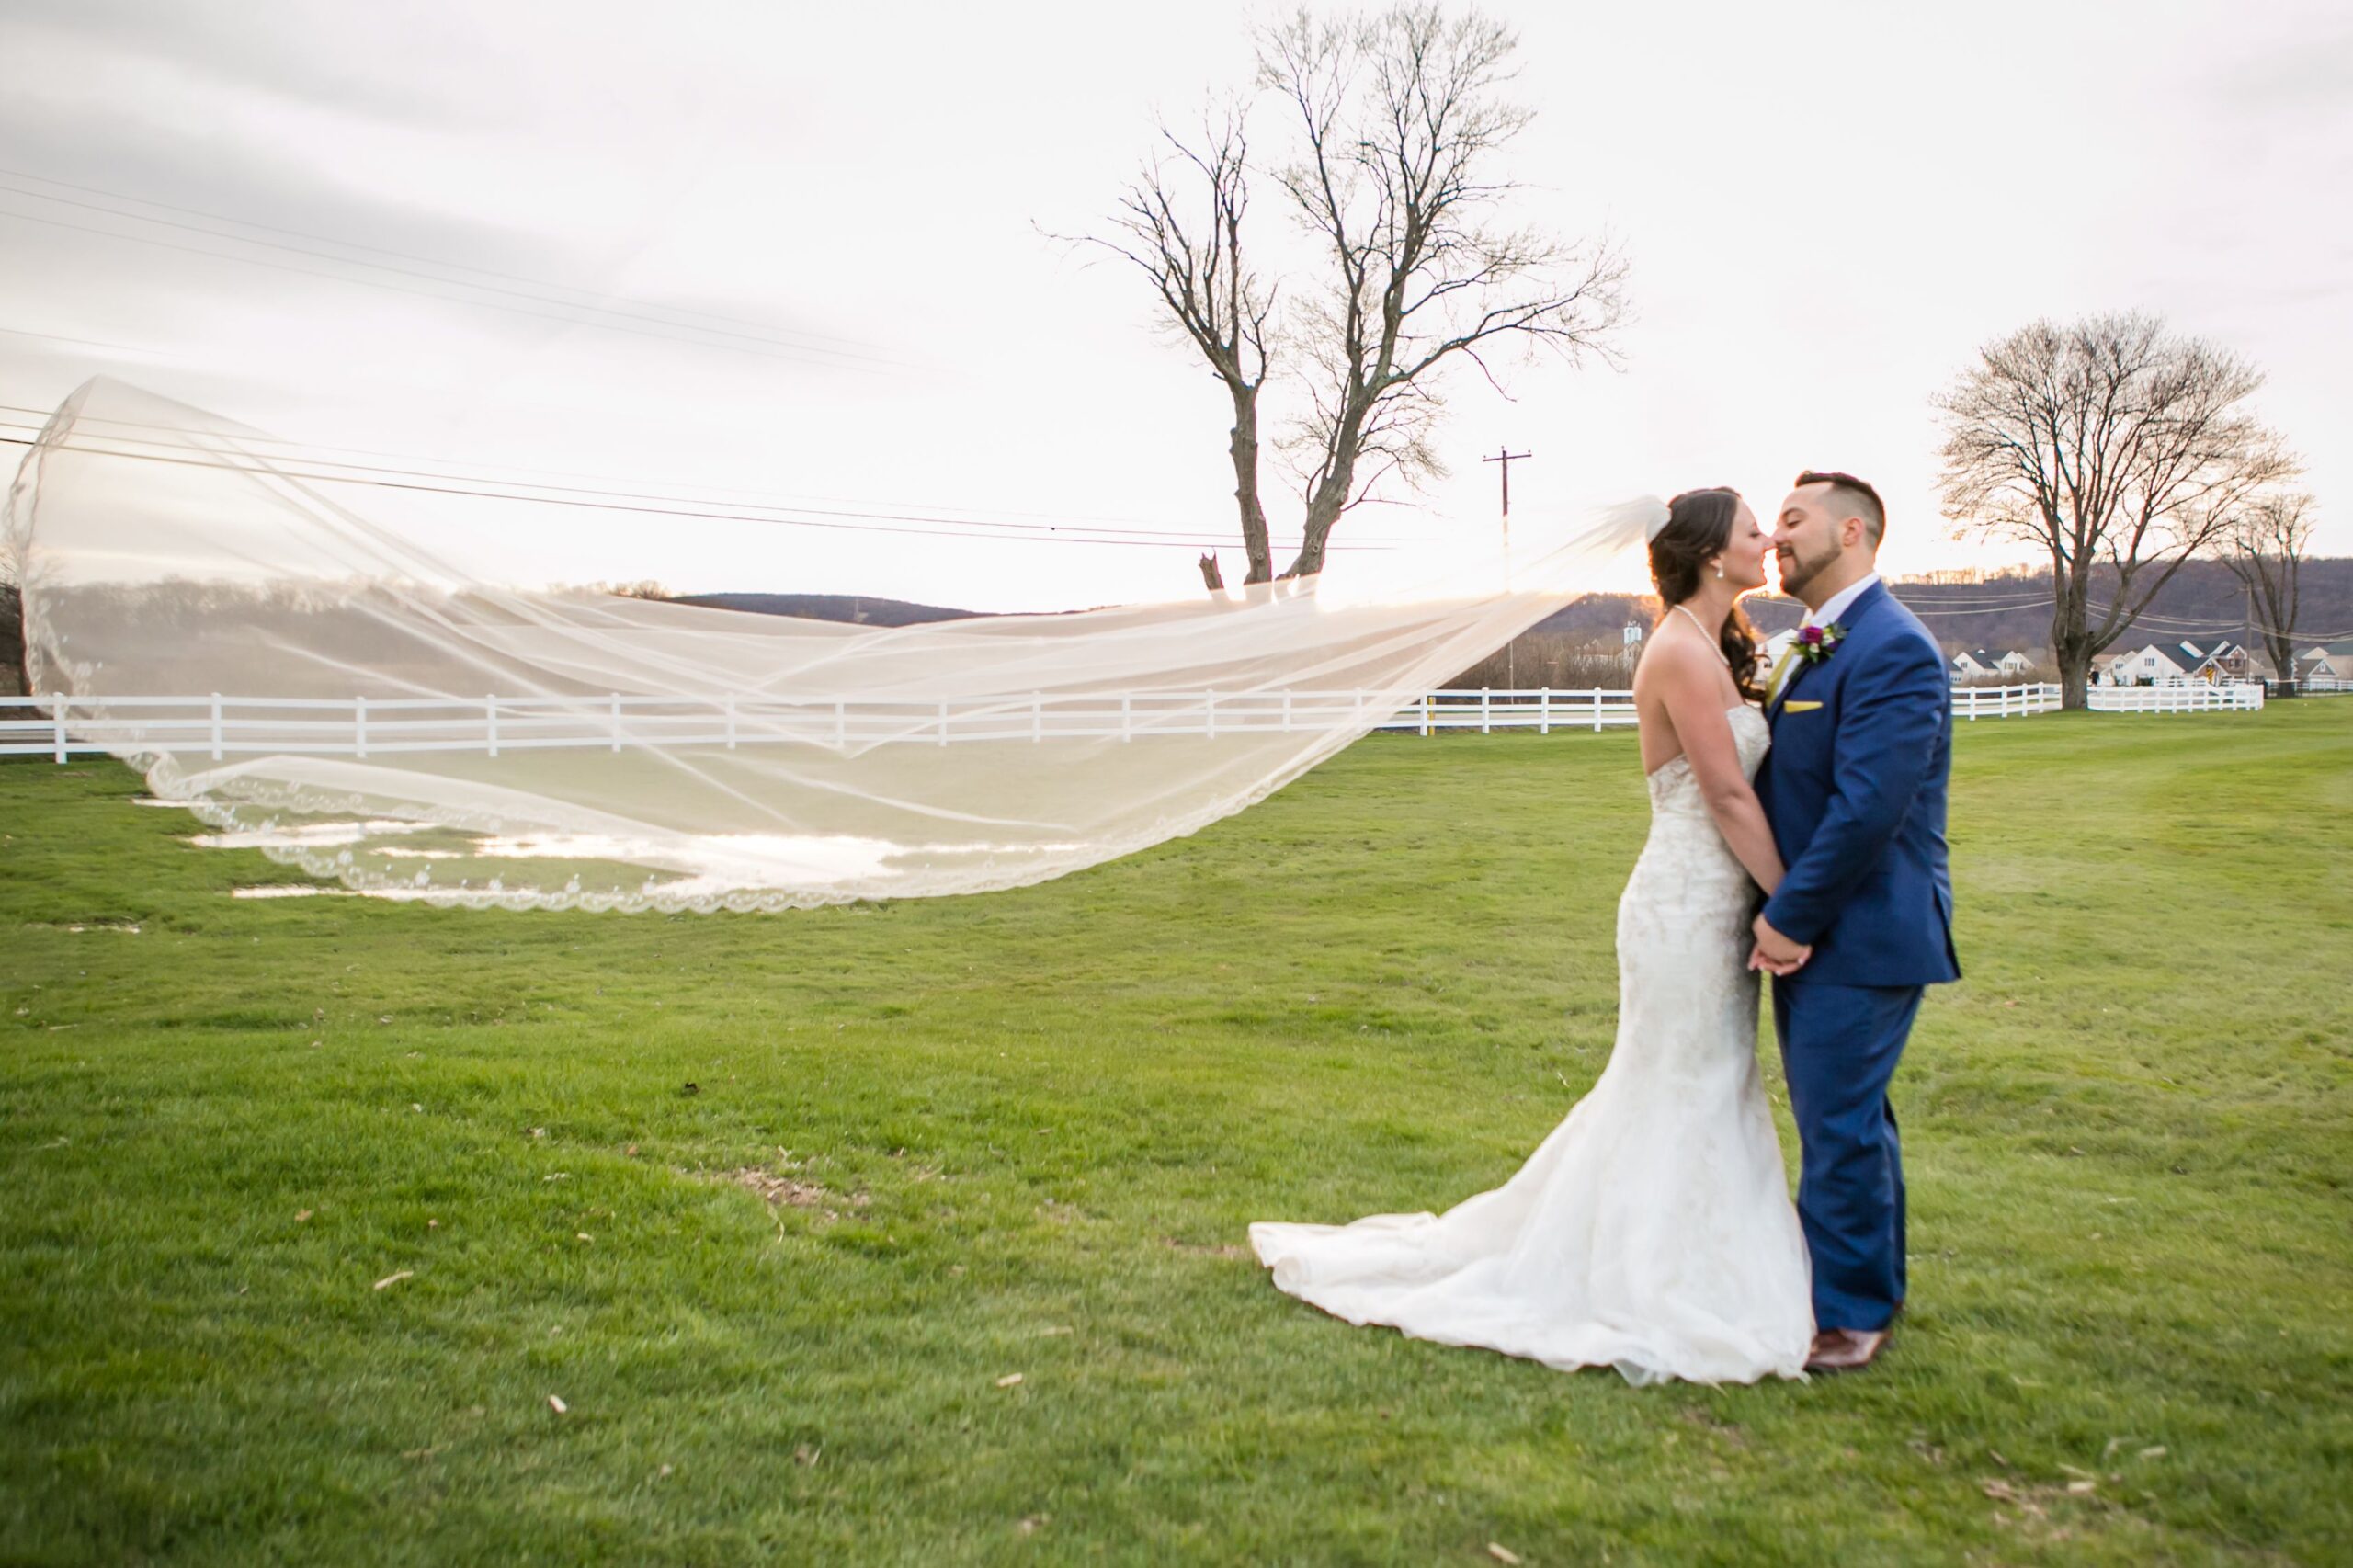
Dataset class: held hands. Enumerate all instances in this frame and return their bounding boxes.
[1747,913,1812,977]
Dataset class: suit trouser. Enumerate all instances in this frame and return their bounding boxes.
[1771,978,1923,1334]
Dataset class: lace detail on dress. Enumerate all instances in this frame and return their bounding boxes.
[1248,701,1812,1385]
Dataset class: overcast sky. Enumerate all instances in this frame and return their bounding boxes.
[1,0,2346,612]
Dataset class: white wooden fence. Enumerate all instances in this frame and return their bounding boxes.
[2082,682,2266,713]
[0,681,2266,762]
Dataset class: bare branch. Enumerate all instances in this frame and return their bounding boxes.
[1259,2,1625,576]
[1051,98,1279,584]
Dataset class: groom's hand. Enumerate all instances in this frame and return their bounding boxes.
[1749,914,1810,975]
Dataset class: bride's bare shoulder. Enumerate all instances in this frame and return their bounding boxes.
[1633,623,1716,691]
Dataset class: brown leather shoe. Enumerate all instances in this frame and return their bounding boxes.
[1805,1327,1891,1372]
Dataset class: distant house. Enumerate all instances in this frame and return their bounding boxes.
[2105,641,2196,685]
[1949,649,1997,683]
[2299,641,2353,682]
[2101,637,2268,686]
[2180,639,2263,683]
[1949,648,2029,684]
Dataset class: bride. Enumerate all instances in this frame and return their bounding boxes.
[1247,487,1815,1385]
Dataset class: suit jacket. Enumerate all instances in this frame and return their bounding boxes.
[1756,580,1961,988]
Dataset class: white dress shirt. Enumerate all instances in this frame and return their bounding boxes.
[1805,571,1881,630]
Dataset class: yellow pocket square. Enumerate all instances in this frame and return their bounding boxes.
[1783,699,1824,713]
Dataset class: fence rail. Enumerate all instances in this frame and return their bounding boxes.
[0,681,2265,762]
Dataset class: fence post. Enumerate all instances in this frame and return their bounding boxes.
[1480,689,1491,734]
[355,695,367,759]
[1120,693,1131,742]
[209,693,224,760]
[485,694,499,757]
[1420,692,1431,737]
[1540,687,1551,735]
[1592,688,1603,733]
[609,694,622,753]
[1283,689,1294,733]
[1207,690,1218,739]
[51,696,66,764]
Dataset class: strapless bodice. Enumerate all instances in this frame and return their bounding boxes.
[1644,704,1770,822]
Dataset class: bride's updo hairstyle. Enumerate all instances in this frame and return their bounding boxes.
[1649,485,1764,703]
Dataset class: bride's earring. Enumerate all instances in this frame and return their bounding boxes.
[1711,558,1725,581]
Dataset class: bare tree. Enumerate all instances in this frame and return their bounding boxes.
[1074,105,1279,584]
[1934,312,2299,709]
[1259,4,1624,577]
[2223,491,2316,687]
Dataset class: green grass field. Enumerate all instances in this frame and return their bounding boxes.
[3,703,2348,1565]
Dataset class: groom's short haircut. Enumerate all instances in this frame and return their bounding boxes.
[1795,470,1885,546]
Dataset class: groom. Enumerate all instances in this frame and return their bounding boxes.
[1749,471,1960,1373]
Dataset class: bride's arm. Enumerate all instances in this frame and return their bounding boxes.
[1654,643,1790,894]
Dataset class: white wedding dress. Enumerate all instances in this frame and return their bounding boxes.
[1248,704,1813,1385]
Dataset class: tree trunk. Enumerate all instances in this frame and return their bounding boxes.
[2052,575,2094,710]
[1284,407,1368,579]
[1285,485,1344,579]
[2058,646,2091,710]
[1227,387,1274,585]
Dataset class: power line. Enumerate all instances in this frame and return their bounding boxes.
[0,419,1414,549]
[0,433,1397,553]
[0,402,1430,543]
[1889,599,2059,617]
[0,166,888,356]
[1881,583,2350,642]
[0,207,897,373]
[0,324,150,355]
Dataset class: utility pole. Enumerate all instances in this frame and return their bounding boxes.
[1483,448,1531,691]
[1483,447,1532,523]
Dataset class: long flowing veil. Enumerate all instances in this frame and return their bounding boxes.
[7,379,1653,911]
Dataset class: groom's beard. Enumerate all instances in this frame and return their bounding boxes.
[1775,543,1836,605]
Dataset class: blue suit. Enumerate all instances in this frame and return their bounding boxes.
[1756,580,1960,1333]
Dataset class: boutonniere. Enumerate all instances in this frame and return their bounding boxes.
[1793,621,1847,665]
